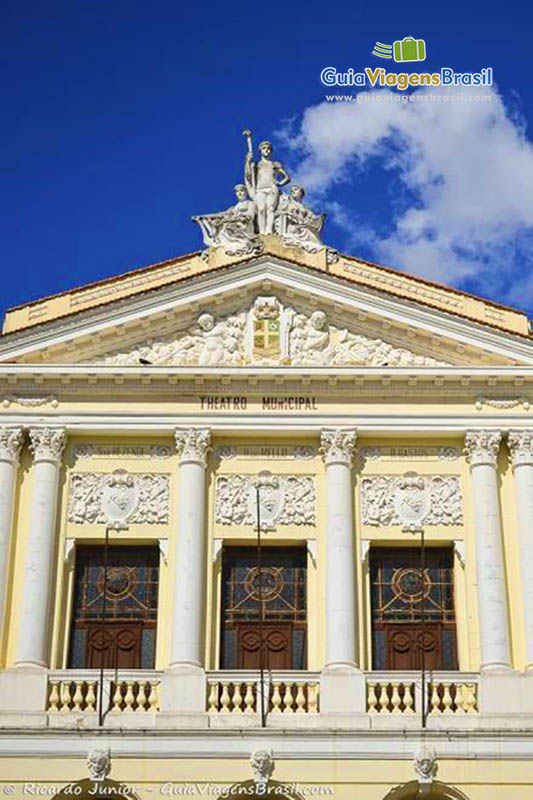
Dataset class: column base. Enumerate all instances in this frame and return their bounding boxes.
[160,663,206,715]
[320,664,366,716]
[0,665,48,713]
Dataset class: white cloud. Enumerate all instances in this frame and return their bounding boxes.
[282,86,533,310]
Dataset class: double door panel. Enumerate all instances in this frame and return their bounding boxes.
[220,546,307,670]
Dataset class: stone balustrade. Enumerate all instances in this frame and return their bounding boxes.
[47,670,162,715]
[366,672,479,715]
[206,671,320,715]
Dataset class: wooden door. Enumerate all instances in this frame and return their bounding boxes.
[68,546,159,670]
[220,547,307,670]
[370,547,457,671]
[86,623,143,670]
[237,622,292,670]
[385,623,443,671]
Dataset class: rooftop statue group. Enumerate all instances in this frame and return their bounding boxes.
[193,130,326,256]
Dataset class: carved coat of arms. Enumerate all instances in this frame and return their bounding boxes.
[101,469,139,525]
[393,472,430,527]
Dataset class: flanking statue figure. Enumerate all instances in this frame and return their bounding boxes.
[192,129,327,256]
[192,183,258,255]
[275,184,325,252]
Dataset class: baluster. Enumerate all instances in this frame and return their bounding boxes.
[48,681,60,712]
[136,681,147,712]
[207,682,219,713]
[232,682,243,713]
[111,681,123,714]
[295,683,306,713]
[220,682,231,713]
[60,681,72,713]
[271,682,282,714]
[367,683,378,713]
[454,684,466,714]
[390,682,402,714]
[123,681,135,712]
[307,682,319,714]
[441,684,453,715]
[403,683,415,714]
[244,682,255,714]
[148,682,159,713]
[429,683,441,715]
[282,683,294,713]
[72,681,84,713]
[86,682,97,713]
[463,683,477,714]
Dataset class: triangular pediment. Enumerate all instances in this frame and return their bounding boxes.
[1,252,532,368]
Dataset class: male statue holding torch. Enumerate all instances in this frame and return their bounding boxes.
[242,129,290,234]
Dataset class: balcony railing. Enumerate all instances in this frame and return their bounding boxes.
[206,670,320,715]
[45,669,480,724]
[47,669,162,715]
[365,671,479,715]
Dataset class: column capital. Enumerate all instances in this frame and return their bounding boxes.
[320,427,357,467]
[464,429,503,467]
[175,427,211,467]
[28,427,67,463]
[508,430,533,467]
[0,426,23,465]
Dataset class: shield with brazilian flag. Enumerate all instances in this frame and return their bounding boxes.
[393,37,426,63]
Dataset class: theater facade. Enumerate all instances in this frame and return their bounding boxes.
[2,138,533,799]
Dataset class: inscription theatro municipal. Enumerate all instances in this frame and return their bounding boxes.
[199,396,318,411]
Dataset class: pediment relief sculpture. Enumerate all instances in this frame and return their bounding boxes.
[92,295,451,368]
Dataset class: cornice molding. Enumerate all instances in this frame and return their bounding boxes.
[1,259,532,365]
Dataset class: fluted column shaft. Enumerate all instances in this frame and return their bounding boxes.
[465,430,511,671]
[508,431,533,671]
[320,428,358,668]
[170,428,210,667]
[0,427,23,644]
[15,427,66,668]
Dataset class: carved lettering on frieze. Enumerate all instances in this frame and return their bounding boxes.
[361,473,463,526]
[215,474,316,528]
[68,470,170,525]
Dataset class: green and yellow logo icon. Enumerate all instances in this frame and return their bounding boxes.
[372,36,426,63]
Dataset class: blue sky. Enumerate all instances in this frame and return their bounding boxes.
[3,0,533,321]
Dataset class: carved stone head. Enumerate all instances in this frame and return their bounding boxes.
[310,310,327,331]
[198,313,215,332]
[413,744,437,783]
[291,185,305,201]
[250,749,274,785]
[233,184,248,201]
[87,747,110,783]
[259,141,273,158]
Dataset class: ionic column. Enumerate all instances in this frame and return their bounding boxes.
[465,429,511,671]
[170,427,211,668]
[15,427,66,668]
[0,427,23,643]
[508,431,533,671]
[320,427,359,669]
